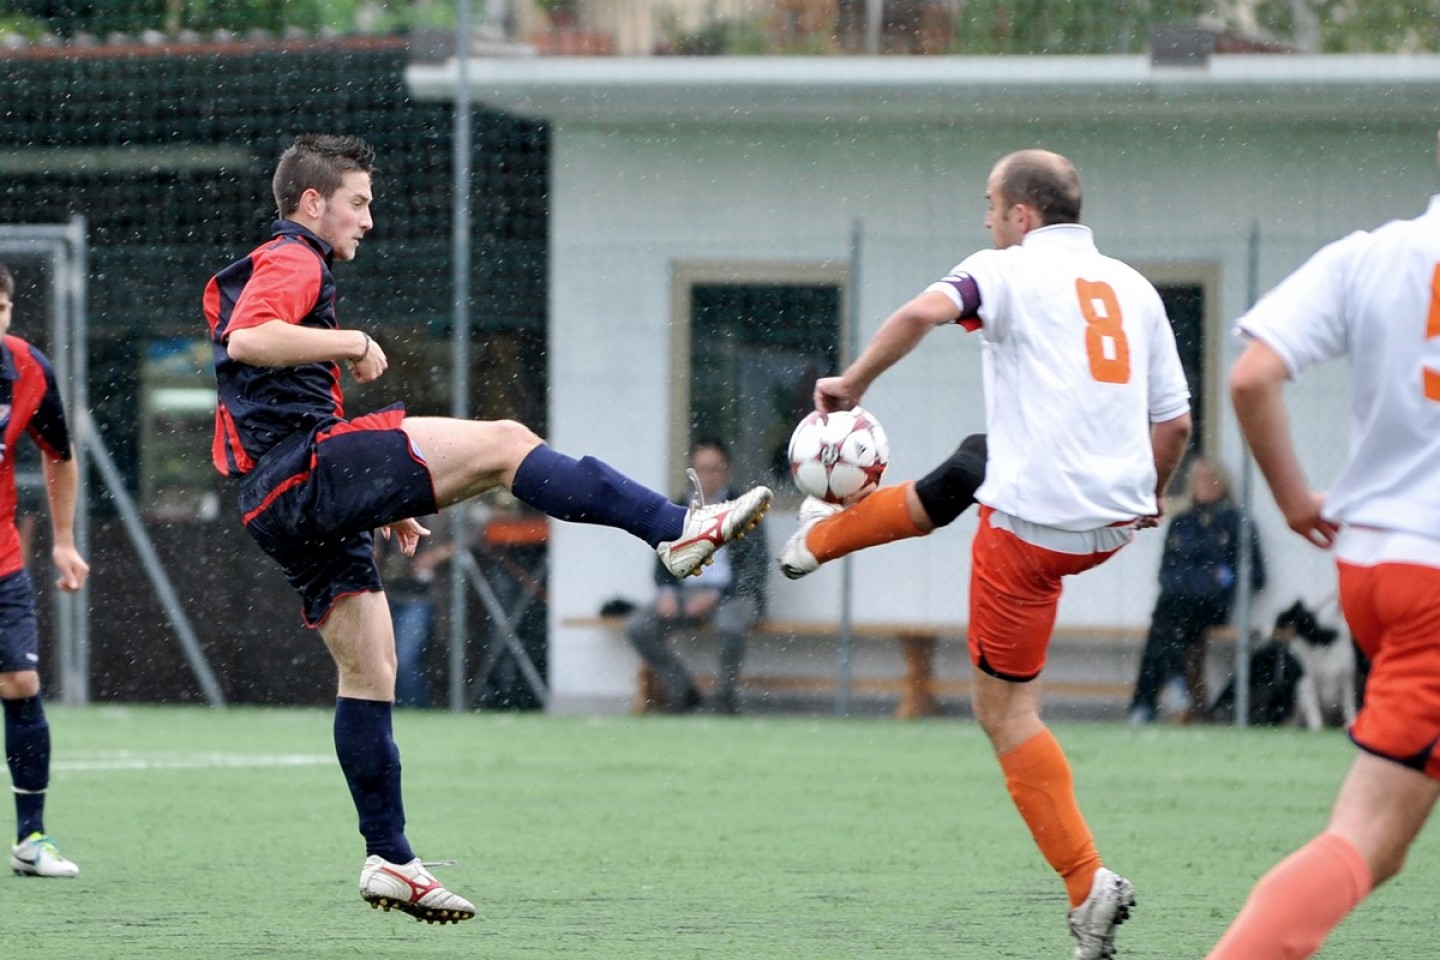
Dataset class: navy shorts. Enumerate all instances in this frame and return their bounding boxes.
[240,406,439,628]
[0,568,41,673]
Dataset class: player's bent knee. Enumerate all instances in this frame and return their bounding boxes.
[916,433,986,528]
[481,419,544,478]
[428,418,543,487]
[333,652,398,697]
[0,669,41,699]
[1378,849,1409,886]
[490,418,543,453]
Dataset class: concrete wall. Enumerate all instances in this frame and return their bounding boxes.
[542,111,1436,711]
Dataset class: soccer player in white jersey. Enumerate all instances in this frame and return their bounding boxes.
[1207,185,1440,959]
[807,149,1192,960]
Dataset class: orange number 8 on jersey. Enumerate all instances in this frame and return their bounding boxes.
[1426,263,1440,401]
[1076,278,1131,384]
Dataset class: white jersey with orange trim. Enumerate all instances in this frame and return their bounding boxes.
[1236,195,1440,539]
[926,224,1190,531]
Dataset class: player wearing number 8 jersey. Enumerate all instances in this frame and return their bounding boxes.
[1206,183,1440,959]
[808,150,1191,959]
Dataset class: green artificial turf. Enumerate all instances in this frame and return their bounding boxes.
[6,706,1435,959]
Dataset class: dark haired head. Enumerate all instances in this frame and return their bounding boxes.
[692,437,731,463]
[272,134,376,219]
[0,261,12,298]
[995,150,1082,226]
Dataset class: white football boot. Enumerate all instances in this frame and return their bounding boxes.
[1067,867,1136,960]
[777,496,841,580]
[11,832,80,878]
[657,473,772,579]
[359,855,476,924]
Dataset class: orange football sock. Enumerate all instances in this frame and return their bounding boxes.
[807,482,926,565]
[998,728,1103,908]
[1206,832,1371,960]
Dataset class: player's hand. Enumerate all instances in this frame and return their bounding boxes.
[347,333,388,385]
[813,376,861,413]
[1283,491,1337,549]
[381,516,430,557]
[52,544,89,592]
[1136,495,1169,529]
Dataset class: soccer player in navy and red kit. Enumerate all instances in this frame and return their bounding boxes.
[205,134,771,922]
[0,262,89,880]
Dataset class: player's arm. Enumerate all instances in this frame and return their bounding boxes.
[40,449,89,592]
[815,291,958,411]
[226,322,387,383]
[25,349,88,590]
[1145,412,1192,525]
[224,244,388,382]
[1230,338,1335,549]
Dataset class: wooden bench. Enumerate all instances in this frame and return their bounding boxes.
[561,616,1146,719]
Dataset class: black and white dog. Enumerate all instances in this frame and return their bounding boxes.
[1273,599,1358,731]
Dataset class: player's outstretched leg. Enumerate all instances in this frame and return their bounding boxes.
[360,855,477,924]
[779,480,927,580]
[659,470,772,578]
[778,496,842,579]
[508,445,771,579]
[778,434,985,580]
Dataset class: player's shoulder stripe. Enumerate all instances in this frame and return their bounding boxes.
[237,236,327,320]
[1,334,46,372]
[256,234,326,272]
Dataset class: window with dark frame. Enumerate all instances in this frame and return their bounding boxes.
[688,283,842,495]
[1156,282,1206,491]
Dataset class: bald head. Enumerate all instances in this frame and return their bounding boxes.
[992,150,1082,226]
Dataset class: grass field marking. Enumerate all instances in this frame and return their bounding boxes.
[54,750,334,772]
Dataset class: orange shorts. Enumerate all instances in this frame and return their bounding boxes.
[968,506,1126,682]
[1340,559,1440,779]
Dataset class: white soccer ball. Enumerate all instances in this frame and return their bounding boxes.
[787,407,890,505]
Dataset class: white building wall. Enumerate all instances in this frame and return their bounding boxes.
[544,112,1435,711]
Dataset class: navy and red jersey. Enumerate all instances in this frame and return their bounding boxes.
[0,335,73,577]
[205,220,350,478]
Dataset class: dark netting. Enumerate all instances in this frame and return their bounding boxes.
[0,36,549,483]
[0,37,547,336]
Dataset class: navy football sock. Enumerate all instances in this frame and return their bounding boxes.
[4,694,49,841]
[334,697,414,863]
[512,445,685,547]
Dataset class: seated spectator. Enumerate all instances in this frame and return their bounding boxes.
[627,440,768,714]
